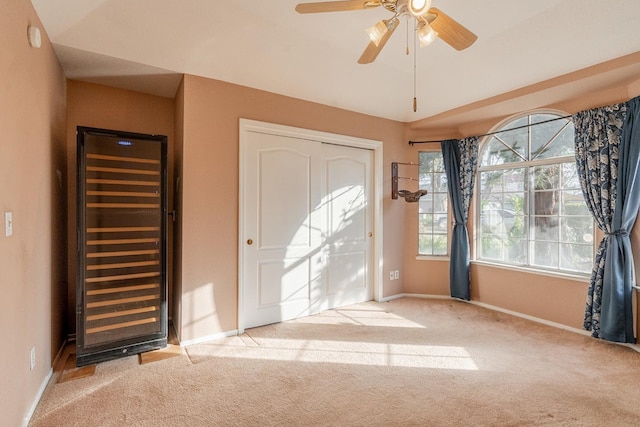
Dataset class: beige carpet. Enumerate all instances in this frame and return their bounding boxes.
[30,298,640,426]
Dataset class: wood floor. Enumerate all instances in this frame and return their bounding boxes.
[55,322,181,382]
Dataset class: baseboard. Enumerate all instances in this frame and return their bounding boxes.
[468,300,640,353]
[380,293,449,302]
[179,329,239,348]
[379,293,405,302]
[466,300,590,336]
[382,293,640,353]
[23,338,67,427]
[383,293,589,335]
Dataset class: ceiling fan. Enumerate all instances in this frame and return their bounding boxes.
[295,0,477,64]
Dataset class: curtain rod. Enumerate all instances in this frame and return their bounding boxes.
[408,114,573,146]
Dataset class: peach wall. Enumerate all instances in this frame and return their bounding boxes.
[470,265,588,328]
[402,69,640,332]
[66,80,175,334]
[0,1,66,425]
[177,74,406,342]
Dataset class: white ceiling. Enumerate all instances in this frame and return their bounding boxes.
[31,0,640,122]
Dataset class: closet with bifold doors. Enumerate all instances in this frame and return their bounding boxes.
[76,126,168,367]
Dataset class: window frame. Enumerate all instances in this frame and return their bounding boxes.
[474,110,595,277]
[417,150,450,259]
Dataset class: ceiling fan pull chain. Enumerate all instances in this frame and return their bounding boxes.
[405,19,410,55]
[413,25,418,112]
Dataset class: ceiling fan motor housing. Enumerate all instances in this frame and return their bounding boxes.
[386,0,432,17]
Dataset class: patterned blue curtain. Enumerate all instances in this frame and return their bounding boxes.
[441,137,479,300]
[573,96,640,343]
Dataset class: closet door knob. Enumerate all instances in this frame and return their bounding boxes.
[247,239,253,245]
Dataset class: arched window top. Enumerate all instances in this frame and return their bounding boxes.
[476,110,593,275]
[480,113,575,167]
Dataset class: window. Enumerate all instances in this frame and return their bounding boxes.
[418,151,448,256]
[477,112,594,274]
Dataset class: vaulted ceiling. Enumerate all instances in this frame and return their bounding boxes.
[32,0,640,123]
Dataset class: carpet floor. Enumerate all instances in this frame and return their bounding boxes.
[30,298,640,426]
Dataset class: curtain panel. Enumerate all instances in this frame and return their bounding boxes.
[573,96,640,343]
[441,137,479,300]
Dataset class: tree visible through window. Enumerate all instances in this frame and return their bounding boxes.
[418,151,448,256]
[477,113,594,274]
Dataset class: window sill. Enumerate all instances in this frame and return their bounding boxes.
[471,260,590,283]
[416,255,450,262]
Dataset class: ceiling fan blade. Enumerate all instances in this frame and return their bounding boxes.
[428,7,477,51]
[295,0,381,14]
[358,21,398,64]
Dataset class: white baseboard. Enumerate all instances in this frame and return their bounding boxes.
[383,293,589,335]
[23,368,53,427]
[179,329,239,348]
[380,293,450,302]
[381,293,640,353]
[23,339,68,426]
[466,300,590,336]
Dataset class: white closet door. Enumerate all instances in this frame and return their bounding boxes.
[241,128,373,329]
[322,143,373,310]
[243,132,323,329]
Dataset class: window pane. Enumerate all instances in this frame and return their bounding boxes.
[479,167,527,255]
[535,123,575,160]
[533,218,558,241]
[504,169,526,192]
[418,214,432,233]
[431,154,444,171]
[509,215,526,239]
[562,196,591,219]
[434,172,448,193]
[501,116,528,132]
[562,163,582,190]
[477,113,594,275]
[534,165,560,192]
[560,243,593,273]
[506,239,527,264]
[531,114,566,160]
[433,235,448,255]
[480,171,525,203]
[481,137,523,166]
[560,216,594,244]
[433,193,448,214]
[419,197,433,215]
[419,173,433,193]
[495,127,527,161]
[418,151,448,256]
[434,214,448,231]
[480,171,504,193]
[505,192,525,213]
[532,241,559,269]
[481,235,503,260]
[419,234,433,255]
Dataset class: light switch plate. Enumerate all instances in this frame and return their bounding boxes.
[5,212,12,237]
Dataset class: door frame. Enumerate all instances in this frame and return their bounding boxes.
[238,119,383,334]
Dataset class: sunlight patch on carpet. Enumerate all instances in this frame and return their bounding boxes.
[186,338,478,370]
[290,308,427,329]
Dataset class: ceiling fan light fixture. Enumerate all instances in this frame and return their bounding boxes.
[408,0,432,18]
[417,20,438,47]
[365,20,388,46]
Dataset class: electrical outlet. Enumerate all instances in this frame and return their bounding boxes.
[30,347,35,370]
[394,270,400,280]
[5,212,12,237]
[389,271,395,280]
